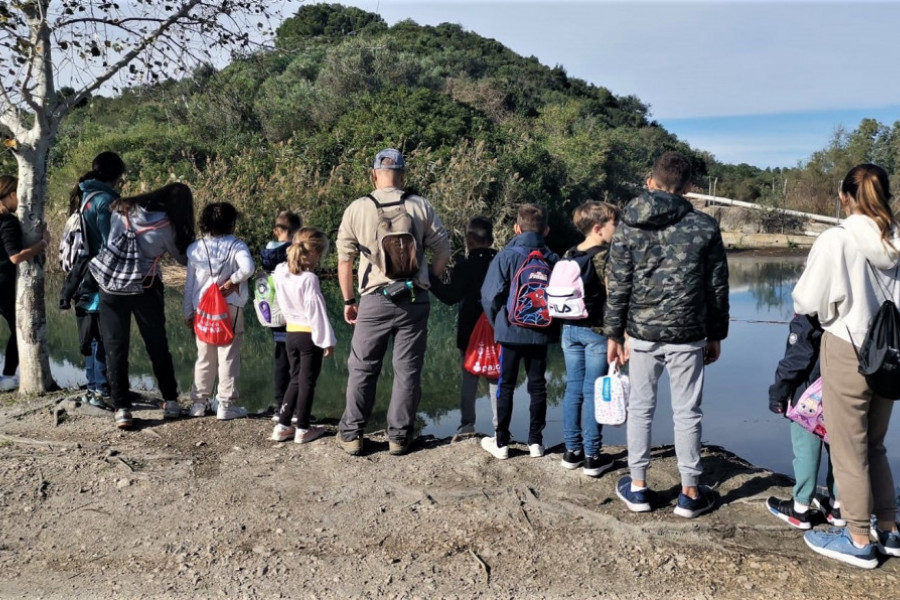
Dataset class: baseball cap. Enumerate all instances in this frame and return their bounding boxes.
[373,148,406,170]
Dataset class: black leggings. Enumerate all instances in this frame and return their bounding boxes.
[98,279,179,409]
[0,280,17,377]
[278,331,324,429]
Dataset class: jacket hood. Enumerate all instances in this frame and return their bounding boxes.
[508,231,547,249]
[79,179,119,198]
[623,190,693,229]
[127,205,169,228]
[842,214,900,270]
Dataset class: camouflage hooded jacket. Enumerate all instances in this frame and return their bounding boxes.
[603,189,729,344]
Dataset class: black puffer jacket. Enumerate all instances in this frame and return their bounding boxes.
[603,189,729,344]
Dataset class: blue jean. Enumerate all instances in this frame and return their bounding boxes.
[562,325,609,456]
[85,339,109,395]
[790,421,836,505]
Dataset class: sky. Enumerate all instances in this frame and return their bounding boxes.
[306,0,900,169]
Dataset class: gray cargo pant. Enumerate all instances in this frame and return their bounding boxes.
[338,292,430,444]
[627,338,706,487]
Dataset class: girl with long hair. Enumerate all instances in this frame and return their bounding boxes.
[0,176,51,391]
[98,182,196,428]
[270,227,336,444]
[793,163,900,568]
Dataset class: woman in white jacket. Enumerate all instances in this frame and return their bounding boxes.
[793,163,900,568]
[183,202,255,420]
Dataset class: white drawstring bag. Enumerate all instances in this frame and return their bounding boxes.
[594,362,630,426]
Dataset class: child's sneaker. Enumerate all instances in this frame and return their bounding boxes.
[870,524,900,557]
[528,443,544,458]
[295,425,327,444]
[480,436,508,460]
[583,453,612,478]
[189,402,208,418]
[163,400,182,419]
[616,476,651,512]
[674,485,717,519]
[804,527,878,569]
[271,424,295,442]
[114,409,133,429]
[812,496,846,527]
[766,496,813,530]
[216,404,248,420]
[560,449,584,469]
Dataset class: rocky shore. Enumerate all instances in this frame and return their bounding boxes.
[0,392,897,600]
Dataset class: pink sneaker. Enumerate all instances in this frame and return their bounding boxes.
[271,424,295,442]
[294,425,327,444]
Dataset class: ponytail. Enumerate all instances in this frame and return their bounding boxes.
[842,163,894,244]
[287,227,330,274]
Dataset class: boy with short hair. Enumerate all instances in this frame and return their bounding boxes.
[480,204,559,459]
[430,216,499,434]
[605,152,729,518]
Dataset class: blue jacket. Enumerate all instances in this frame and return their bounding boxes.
[481,231,559,346]
[768,314,822,414]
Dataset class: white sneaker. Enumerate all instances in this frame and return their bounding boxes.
[0,375,19,392]
[529,443,545,458]
[295,425,327,444]
[480,436,508,460]
[216,404,248,420]
[163,400,181,419]
[189,402,207,418]
[271,424,295,442]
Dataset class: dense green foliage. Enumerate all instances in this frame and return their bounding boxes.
[37,3,702,255]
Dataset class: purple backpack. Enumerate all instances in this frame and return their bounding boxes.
[507,247,552,329]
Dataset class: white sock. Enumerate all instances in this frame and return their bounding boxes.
[297,428,308,434]
[794,500,809,514]
[832,499,841,509]
[631,483,647,493]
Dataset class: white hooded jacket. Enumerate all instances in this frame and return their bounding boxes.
[793,214,900,344]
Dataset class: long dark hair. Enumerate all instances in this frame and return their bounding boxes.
[113,182,196,254]
[67,151,126,215]
[842,163,895,244]
[0,175,17,216]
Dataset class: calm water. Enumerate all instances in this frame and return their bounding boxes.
[5,252,899,481]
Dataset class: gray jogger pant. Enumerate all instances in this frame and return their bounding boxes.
[627,338,706,487]
[338,293,430,444]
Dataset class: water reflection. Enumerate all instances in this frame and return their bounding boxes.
[5,252,897,481]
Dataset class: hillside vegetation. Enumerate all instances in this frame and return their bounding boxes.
[2,4,895,253]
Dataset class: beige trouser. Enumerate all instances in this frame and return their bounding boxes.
[190,306,244,407]
[821,332,896,537]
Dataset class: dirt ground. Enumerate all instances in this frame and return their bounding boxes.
[0,392,897,600]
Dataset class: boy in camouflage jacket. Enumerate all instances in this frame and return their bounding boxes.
[605,152,729,518]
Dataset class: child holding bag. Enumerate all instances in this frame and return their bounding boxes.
[271,227,336,444]
[184,202,255,420]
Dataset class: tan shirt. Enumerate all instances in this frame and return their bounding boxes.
[336,187,450,295]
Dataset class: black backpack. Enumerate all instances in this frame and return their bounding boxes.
[851,263,900,400]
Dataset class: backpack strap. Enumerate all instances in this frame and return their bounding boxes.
[366,191,413,209]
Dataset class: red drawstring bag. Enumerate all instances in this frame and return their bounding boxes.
[464,313,501,377]
[194,282,235,346]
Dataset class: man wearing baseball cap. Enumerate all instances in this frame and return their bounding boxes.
[335,148,451,456]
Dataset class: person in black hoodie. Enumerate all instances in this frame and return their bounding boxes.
[430,216,498,435]
[260,210,302,417]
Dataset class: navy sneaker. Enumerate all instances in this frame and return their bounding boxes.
[766,496,813,530]
[812,496,846,527]
[583,453,612,478]
[616,476,651,512]
[560,449,584,470]
[804,527,878,569]
[674,485,717,519]
[870,524,900,558]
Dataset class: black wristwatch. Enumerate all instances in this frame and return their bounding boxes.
[344,297,356,306]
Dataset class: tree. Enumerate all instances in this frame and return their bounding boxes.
[0,0,285,393]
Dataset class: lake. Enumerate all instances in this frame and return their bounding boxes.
[6,252,900,484]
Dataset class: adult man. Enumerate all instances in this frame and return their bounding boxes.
[336,148,451,456]
[605,151,730,518]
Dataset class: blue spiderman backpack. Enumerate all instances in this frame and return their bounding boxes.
[507,247,552,329]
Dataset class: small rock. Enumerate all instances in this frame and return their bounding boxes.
[195,441,206,448]
[117,479,131,489]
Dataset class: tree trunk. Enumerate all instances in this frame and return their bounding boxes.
[14,143,57,393]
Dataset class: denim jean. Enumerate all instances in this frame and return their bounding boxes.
[85,338,109,395]
[562,324,609,456]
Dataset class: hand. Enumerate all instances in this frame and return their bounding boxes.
[41,226,51,246]
[344,304,358,325]
[220,280,237,297]
[703,340,721,365]
[324,346,334,358]
[769,397,788,415]
[607,339,628,366]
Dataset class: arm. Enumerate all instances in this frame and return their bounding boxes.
[768,317,819,413]
[603,227,633,345]
[429,255,467,305]
[3,220,49,265]
[422,202,451,277]
[304,275,338,354]
[338,259,357,325]
[792,232,843,323]
[221,241,255,297]
[183,258,197,324]
[480,253,506,325]
[704,228,730,342]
